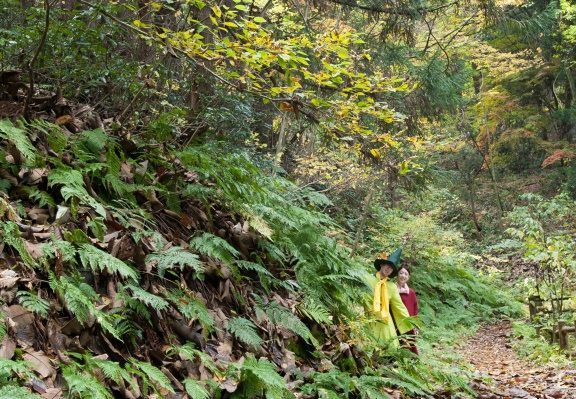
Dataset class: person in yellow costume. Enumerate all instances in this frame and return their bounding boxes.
[369,249,412,349]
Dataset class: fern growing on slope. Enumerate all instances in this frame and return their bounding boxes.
[17,291,50,317]
[49,275,122,340]
[48,165,107,217]
[227,316,263,348]
[0,386,41,399]
[125,284,169,311]
[0,221,36,267]
[128,359,174,396]
[166,289,214,331]
[169,343,221,377]
[0,119,36,165]
[234,355,291,399]
[146,246,204,278]
[183,378,210,399]
[0,311,6,341]
[190,232,240,265]
[63,365,113,399]
[263,300,318,346]
[78,244,139,282]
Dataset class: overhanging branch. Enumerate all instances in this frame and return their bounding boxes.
[326,0,459,16]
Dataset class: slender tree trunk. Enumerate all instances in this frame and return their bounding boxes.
[467,183,482,233]
[350,179,377,257]
[566,67,575,107]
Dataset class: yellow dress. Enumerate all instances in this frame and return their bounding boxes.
[368,274,412,348]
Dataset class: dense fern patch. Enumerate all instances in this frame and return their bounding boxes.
[0,119,517,398]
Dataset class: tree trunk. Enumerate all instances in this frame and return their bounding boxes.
[350,181,377,257]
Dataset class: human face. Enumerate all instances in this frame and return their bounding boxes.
[397,268,409,284]
[379,264,394,278]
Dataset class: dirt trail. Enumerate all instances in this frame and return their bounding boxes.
[458,321,576,399]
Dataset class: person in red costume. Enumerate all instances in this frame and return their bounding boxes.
[396,266,419,354]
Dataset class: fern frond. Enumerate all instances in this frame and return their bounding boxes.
[43,239,77,265]
[380,368,430,396]
[0,358,33,379]
[0,119,36,165]
[317,388,341,399]
[48,167,85,190]
[236,260,274,277]
[228,317,262,347]
[25,187,56,208]
[299,298,332,325]
[190,232,239,265]
[94,310,123,341]
[0,311,6,341]
[0,221,36,267]
[29,119,68,153]
[71,128,110,159]
[17,291,50,317]
[183,378,210,399]
[241,355,288,394]
[170,344,220,376]
[90,358,132,386]
[0,386,41,399]
[78,244,139,282]
[146,246,204,278]
[109,199,156,230]
[167,289,214,331]
[63,366,113,399]
[126,284,169,311]
[266,301,318,346]
[129,359,174,394]
[48,166,107,217]
[50,275,94,325]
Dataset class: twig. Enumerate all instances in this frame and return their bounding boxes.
[24,0,52,119]
[421,15,451,71]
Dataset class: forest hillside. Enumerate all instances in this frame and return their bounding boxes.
[0,0,575,398]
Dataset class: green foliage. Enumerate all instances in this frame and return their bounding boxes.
[146,246,204,278]
[511,322,571,365]
[63,365,113,399]
[0,386,41,399]
[0,311,6,341]
[190,232,240,265]
[184,379,211,399]
[0,120,36,165]
[505,193,576,320]
[180,146,365,317]
[167,289,215,332]
[380,368,430,396]
[228,317,263,348]
[50,275,122,340]
[0,358,33,383]
[234,355,290,399]
[0,221,36,267]
[128,359,174,395]
[48,166,107,217]
[50,275,94,325]
[170,343,220,376]
[263,300,318,346]
[90,358,132,386]
[125,284,169,311]
[30,119,68,153]
[78,244,139,282]
[17,291,50,317]
[299,298,333,325]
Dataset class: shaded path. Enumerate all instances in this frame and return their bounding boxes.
[458,321,576,399]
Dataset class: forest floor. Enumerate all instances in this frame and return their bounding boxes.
[457,321,576,399]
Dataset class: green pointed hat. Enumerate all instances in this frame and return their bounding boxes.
[373,248,402,277]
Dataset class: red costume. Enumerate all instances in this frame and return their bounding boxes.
[398,286,419,354]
